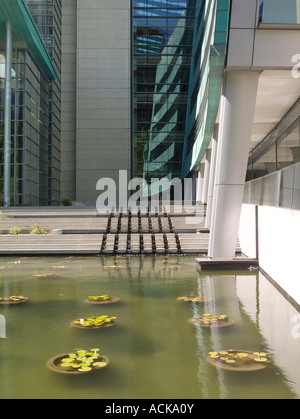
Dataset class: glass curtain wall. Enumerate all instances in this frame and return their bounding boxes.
[259,0,300,25]
[132,0,196,183]
[0,49,49,205]
[247,108,300,181]
[25,0,62,204]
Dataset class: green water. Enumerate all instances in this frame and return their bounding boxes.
[0,255,299,399]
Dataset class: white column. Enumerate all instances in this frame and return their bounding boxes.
[4,21,12,207]
[208,71,259,258]
[195,163,205,202]
[205,125,218,229]
[184,177,193,203]
[201,149,211,205]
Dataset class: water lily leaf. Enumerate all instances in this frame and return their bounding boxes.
[71,363,81,368]
[93,361,107,367]
[61,363,73,368]
[104,265,123,268]
[78,366,92,372]
[237,353,249,358]
[254,357,268,362]
[253,352,267,357]
[226,359,236,364]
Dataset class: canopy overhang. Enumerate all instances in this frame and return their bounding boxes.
[0,0,56,80]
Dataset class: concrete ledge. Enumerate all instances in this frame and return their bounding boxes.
[196,257,259,271]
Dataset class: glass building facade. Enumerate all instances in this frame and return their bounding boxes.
[0,49,49,205]
[132,0,230,186]
[132,0,196,182]
[25,0,62,204]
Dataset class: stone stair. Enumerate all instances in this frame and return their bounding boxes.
[0,207,241,256]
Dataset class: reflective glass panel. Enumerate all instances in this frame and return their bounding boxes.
[132,0,196,183]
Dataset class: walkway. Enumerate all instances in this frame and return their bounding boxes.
[0,206,241,256]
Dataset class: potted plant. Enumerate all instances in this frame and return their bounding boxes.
[33,273,57,279]
[70,315,117,329]
[0,295,28,304]
[188,313,233,328]
[47,348,109,374]
[207,349,271,371]
[84,295,120,304]
[177,295,213,304]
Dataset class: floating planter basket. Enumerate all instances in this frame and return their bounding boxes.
[84,295,120,304]
[177,295,213,304]
[0,296,28,305]
[162,265,181,270]
[47,348,109,375]
[207,350,271,372]
[188,313,233,328]
[69,315,117,329]
[33,273,57,279]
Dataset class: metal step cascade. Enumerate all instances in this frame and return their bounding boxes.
[100,210,184,255]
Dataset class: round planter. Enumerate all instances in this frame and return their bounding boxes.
[207,350,271,372]
[69,317,116,329]
[0,296,28,305]
[33,273,58,279]
[188,316,233,328]
[47,353,109,375]
[84,296,120,304]
[177,296,213,304]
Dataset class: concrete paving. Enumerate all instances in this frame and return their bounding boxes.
[0,207,241,256]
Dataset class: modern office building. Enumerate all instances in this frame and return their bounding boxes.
[0,0,56,206]
[1,0,300,303]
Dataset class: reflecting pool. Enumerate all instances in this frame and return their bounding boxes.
[0,255,299,399]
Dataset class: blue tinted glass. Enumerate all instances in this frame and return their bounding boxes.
[132,0,196,181]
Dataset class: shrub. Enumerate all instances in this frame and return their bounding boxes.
[61,197,72,206]
[8,227,22,235]
[30,224,47,235]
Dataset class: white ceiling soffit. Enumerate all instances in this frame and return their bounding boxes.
[251,69,300,150]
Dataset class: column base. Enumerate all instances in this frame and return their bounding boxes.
[196,257,259,271]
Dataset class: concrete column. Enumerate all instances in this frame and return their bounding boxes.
[4,21,12,207]
[208,71,259,258]
[195,163,205,202]
[205,125,218,229]
[201,149,211,205]
[184,177,193,203]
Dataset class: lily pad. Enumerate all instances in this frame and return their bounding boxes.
[103,265,123,269]
[70,315,117,329]
[84,295,120,304]
[207,349,271,372]
[46,348,109,375]
[0,296,29,305]
[33,273,57,279]
[188,314,233,328]
[177,295,213,304]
